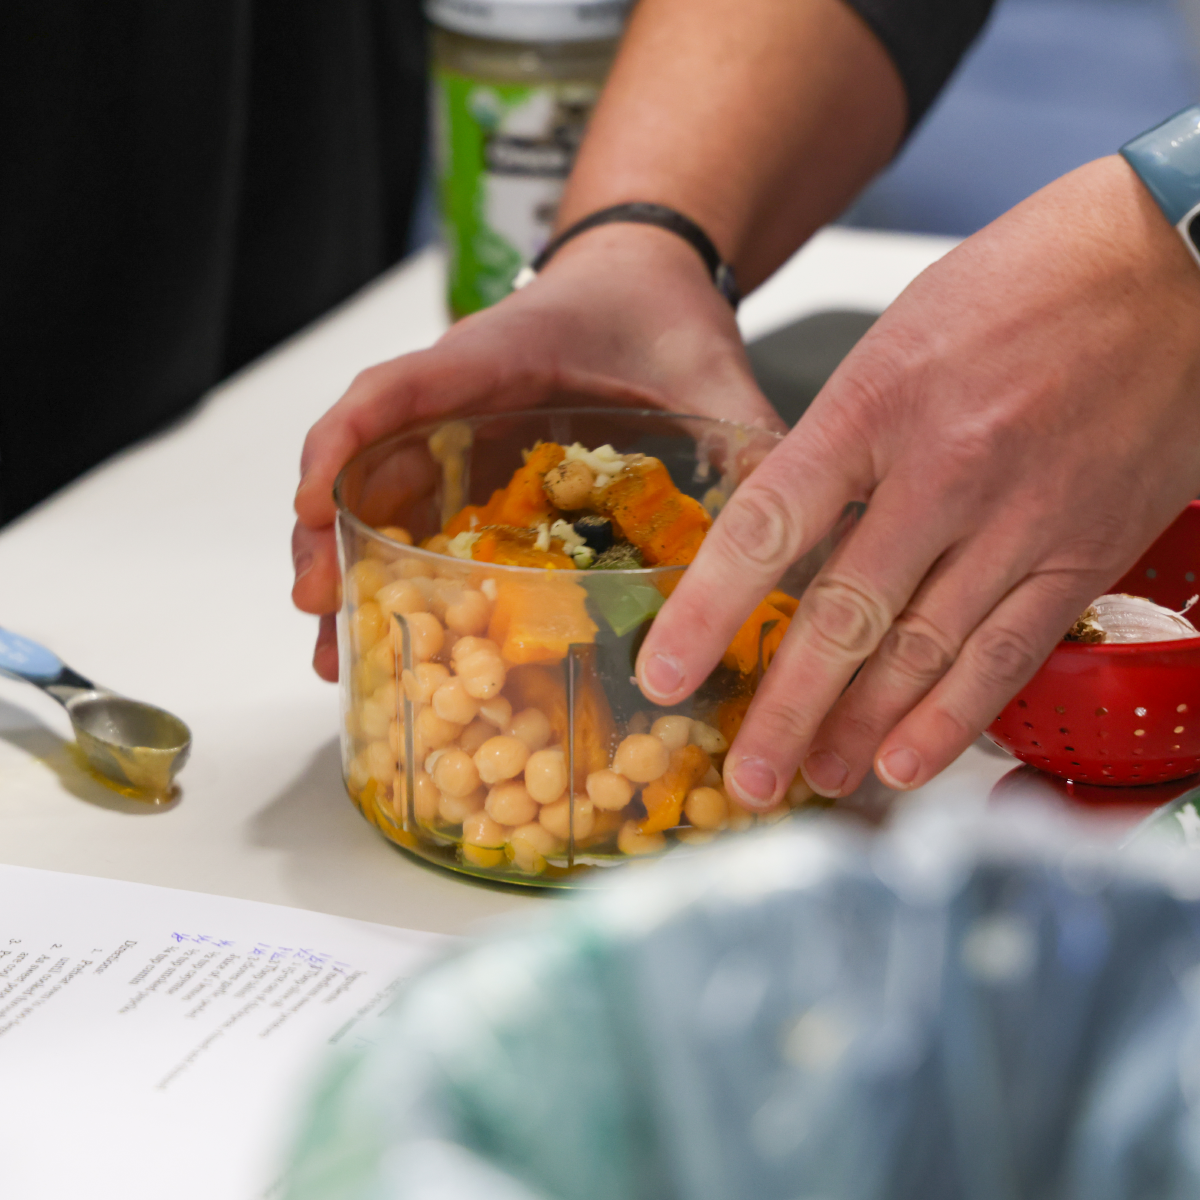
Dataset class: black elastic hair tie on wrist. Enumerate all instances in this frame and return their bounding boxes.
[512,202,741,309]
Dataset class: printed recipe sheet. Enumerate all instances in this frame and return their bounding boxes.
[0,864,448,1199]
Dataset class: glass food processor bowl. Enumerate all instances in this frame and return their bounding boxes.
[334,408,844,888]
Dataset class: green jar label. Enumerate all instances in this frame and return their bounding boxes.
[432,67,599,317]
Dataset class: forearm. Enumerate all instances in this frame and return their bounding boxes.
[557,0,908,290]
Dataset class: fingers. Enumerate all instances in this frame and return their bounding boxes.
[294,346,495,530]
[797,530,1033,797]
[709,480,966,808]
[871,570,1101,790]
[292,523,339,615]
[634,410,877,706]
[313,613,338,683]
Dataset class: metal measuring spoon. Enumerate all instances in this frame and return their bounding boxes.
[0,627,191,796]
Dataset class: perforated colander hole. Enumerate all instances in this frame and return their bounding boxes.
[1180,704,1190,714]
[1175,744,1182,750]
[1133,748,1143,756]
[1147,568,1158,579]
[1135,707,1148,717]
[1017,699,1027,708]
[1059,726,1069,734]
[1031,741,1041,747]
[1055,705,1065,714]
[1176,726,1186,733]
[1023,721,1033,729]
[1096,707,1108,717]
[1064,746,1075,751]
[1135,729,1146,737]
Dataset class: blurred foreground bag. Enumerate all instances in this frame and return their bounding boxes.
[283,803,1200,1200]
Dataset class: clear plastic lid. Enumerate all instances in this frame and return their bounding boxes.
[426,0,630,43]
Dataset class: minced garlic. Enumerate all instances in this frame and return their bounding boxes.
[446,531,482,560]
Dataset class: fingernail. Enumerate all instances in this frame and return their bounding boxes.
[877,747,921,788]
[801,750,849,798]
[293,550,313,583]
[728,757,779,808]
[641,653,684,700]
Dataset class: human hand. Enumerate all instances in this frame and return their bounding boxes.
[635,155,1200,806]
[291,224,782,680]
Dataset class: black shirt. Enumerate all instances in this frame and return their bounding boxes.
[845,0,999,128]
[0,1,426,525]
[0,0,992,526]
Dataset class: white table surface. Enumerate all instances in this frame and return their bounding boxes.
[0,227,1047,938]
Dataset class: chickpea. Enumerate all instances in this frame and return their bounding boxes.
[462,811,507,848]
[651,715,693,752]
[432,747,481,798]
[543,459,594,509]
[347,752,370,793]
[586,769,635,812]
[626,711,651,736]
[422,577,460,620]
[364,739,398,785]
[438,787,485,825]
[485,781,538,826]
[689,721,729,755]
[367,635,401,679]
[400,611,444,662]
[350,601,388,653]
[456,650,506,700]
[617,821,666,857]
[395,557,435,580]
[372,679,401,712]
[785,777,817,808]
[353,655,388,698]
[358,698,391,742]
[506,707,552,752]
[474,735,529,784]
[412,769,439,822]
[415,705,461,750]
[458,718,494,756]
[376,579,427,618]
[524,748,567,803]
[508,822,561,874]
[684,786,727,831]
[444,588,490,636]
[613,734,669,784]
[477,696,513,729]
[424,533,452,556]
[462,843,505,870]
[452,635,501,664]
[375,525,413,546]
[432,677,480,725]
[724,792,755,832]
[401,662,450,705]
[348,559,390,603]
[539,797,595,841]
[389,719,428,767]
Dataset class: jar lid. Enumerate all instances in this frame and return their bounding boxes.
[426,0,630,42]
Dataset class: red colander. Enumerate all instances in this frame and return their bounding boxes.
[988,501,1200,786]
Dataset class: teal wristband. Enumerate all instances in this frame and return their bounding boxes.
[1121,104,1200,268]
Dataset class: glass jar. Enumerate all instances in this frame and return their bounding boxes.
[427,0,628,317]
[335,409,845,888]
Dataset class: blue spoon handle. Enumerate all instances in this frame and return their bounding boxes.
[0,627,68,685]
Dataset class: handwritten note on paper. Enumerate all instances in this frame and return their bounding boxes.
[0,864,449,1199]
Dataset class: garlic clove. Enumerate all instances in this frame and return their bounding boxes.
[1065,593,1200,644]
